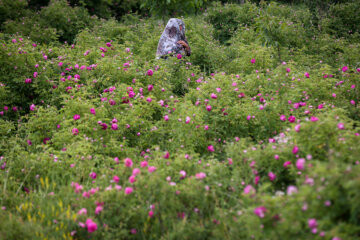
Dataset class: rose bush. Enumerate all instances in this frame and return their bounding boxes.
[0,1,360,239]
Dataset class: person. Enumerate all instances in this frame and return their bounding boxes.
[156,18,191,59]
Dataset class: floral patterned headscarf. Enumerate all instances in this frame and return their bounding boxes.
[156,18,190,58]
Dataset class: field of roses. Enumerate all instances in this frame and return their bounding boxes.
[0,1,360,239]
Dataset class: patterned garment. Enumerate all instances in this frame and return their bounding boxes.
[156,18,191,59]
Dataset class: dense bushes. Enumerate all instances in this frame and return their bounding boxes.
[1,1,360,239]
[0,0,30,29]
[69,0,143,19]
[2,0,359,45]
[2,0,96,43]
[205,2,258,43]
[142,0,208,20]
[320,1,360,39]
[40,0,96,42]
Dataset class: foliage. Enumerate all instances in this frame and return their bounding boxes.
[67,0,145,19]
[0,0,30,29]
[141,0,207,20]
[205,2,258,43]
[3,15,59,44]
[320,1,360,40]
[40,0,96,42]
[2,0,96,43]
[1,1,360,240]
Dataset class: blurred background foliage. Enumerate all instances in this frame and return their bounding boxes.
[1,0,360,43]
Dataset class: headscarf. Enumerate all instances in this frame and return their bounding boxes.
[156,18,191,58]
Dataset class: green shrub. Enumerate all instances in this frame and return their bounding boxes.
[40,0,96,43]
[141,0,207,20]
[3,15,59,44]
[205,2,258,44]
[0,0,29,29]
[320,2,360,39]
[2,0,96,44]
[185,16,229,74]
[253,2,313,60]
